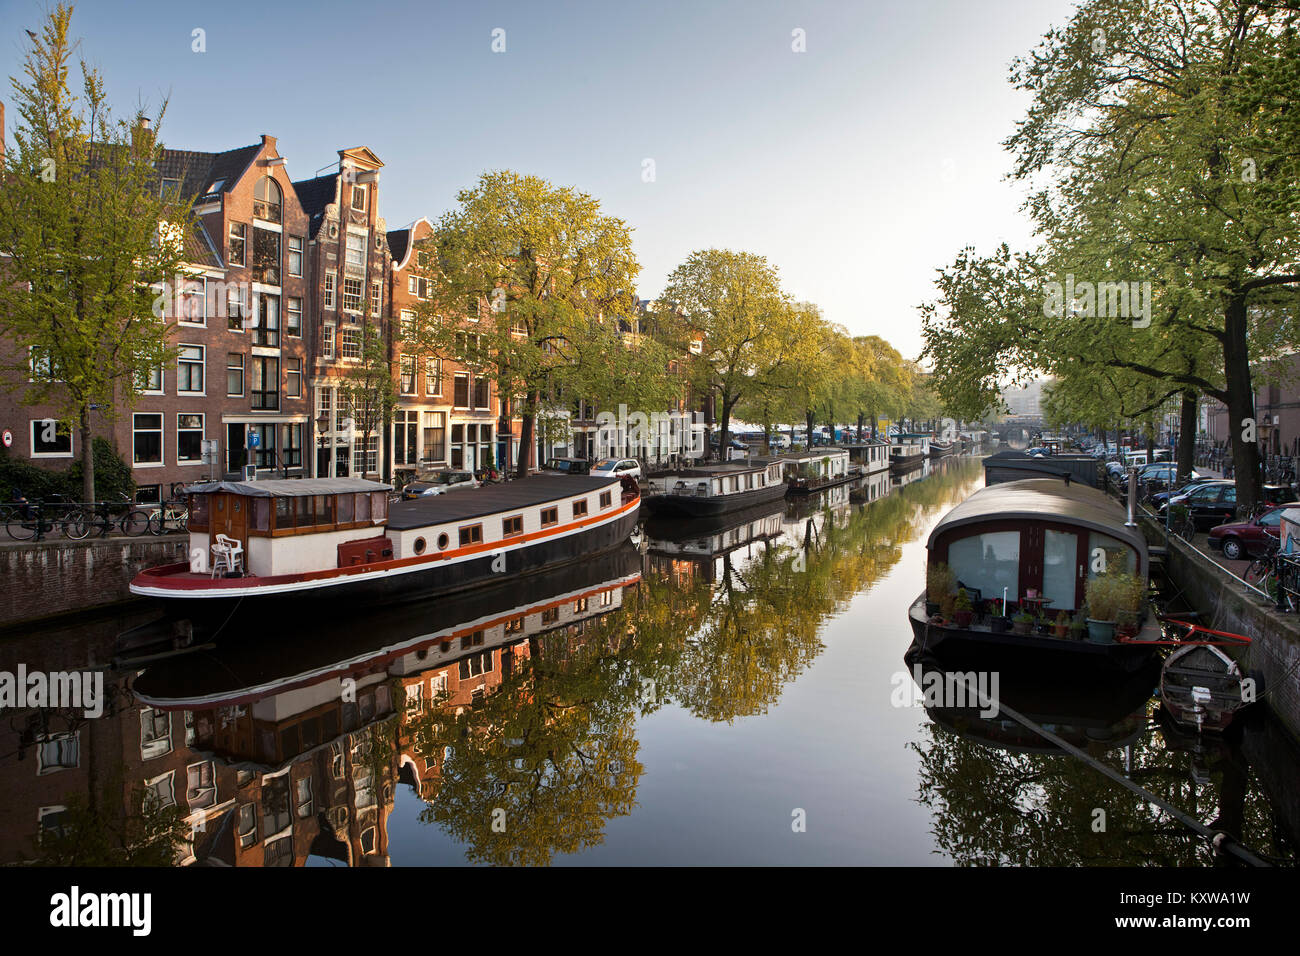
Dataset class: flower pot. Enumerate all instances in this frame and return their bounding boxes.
[1086,619,1116,644]
[989,616,1011,634]
[1053,624,1070,639]
[1012,621,1033,636]
[953,610,973,627]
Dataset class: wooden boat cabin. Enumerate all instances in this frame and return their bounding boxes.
[130,475,639,603]
[643,460,787,517]
[780,449,852,493]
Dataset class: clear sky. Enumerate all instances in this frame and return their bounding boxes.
[0,0,1079,360]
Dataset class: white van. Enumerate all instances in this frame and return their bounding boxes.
[1124,450,1149,467]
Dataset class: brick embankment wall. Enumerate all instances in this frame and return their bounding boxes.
[1149,519,1300,744]
[0,536,184,629]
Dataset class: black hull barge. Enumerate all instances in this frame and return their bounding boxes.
[130,475,640,608]
[643,460,788,517]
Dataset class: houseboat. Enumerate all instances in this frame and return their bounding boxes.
[642,459,787,517]
[928,439,957,458]
[780,448,854,495]
[890,432,930,475]
[129,475,639,605]
[909,477,1161,671]
[845,437,892,477]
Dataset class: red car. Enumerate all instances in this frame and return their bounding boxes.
[1207,502,1300,560]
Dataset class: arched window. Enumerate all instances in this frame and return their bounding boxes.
[254,176,282,223]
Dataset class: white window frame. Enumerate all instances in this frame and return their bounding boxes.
[287,235,303,277]
[425,358,442,397]
[351,183,367,212]
[177,344,206,395]
[227,352,245,397]
[286,358,302,399]
[133,413,165,469]
[322,324,336,360]
[286,296,302,337]
[36,731,80,775]
[29,419,72,459]
[177,413,205,465]
[186,760,216,810]
[342,276,364,313]
[323,271,336,309]
[143,771,177,811]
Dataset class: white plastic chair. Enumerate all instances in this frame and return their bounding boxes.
[211,534,244,578]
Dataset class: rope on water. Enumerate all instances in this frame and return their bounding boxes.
[945,669,1272,868]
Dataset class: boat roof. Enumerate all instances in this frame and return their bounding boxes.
[927,478,1147,556]
[386,475,619,529]
[185,477,392,497]
[778,449,849,460]
[659,462,770,477]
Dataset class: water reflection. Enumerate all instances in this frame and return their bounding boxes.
[0,455,1294,865]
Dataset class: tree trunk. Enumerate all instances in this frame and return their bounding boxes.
[718,396,733,462]
[1224,294,1261,509]
[1177,391,1197,485]
[79,405,94,503]
[517,404,536,479]
[856,412,865,441]
[805,409,815,445]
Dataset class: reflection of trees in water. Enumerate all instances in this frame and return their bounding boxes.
[910,712,1287,866]
[662,457,984,723]
[407,594,684,866]
[406,457,988,862]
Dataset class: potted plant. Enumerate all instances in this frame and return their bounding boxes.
[1084,574,1120,643]
[926,562,955,617]
[1068,613,1087,641]
[953,588,973,627]
[938,592,956,623]
[1012,609,1034,636]
[1114,573,1145,638]
[1052,610,1070,639]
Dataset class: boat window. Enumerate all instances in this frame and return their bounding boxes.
[1086,532,1137,580]
[275,497,292,529]
[503,515,523,537]
[371,493,387,521]
[413,537,427,555]
[541,507,558,527]
[437,533,449,550]
[189,494,209,529]
[294,496,315,528]
[356,493,371,523]
[1043,529,1078,610]
[315,495,335,525]
[252,498,271,532]
[947,531,1020,601]
[600,491,612,508]
[458,524,483,547]
[573,499,589,518]
[338,493,354,524]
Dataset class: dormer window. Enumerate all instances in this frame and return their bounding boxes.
[254,176,282,224]
[351,184,367,212]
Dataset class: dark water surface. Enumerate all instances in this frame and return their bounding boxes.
[3,456,1297,866]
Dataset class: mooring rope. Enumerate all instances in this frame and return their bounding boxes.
[944,669,1271,867]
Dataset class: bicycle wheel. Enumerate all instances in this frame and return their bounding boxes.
[5,514,36,541]
[63,509,91,540]
[176,510,188,532]
[147,511,165,536]
[1178,519,1197,541]
[1244,559,1269,584]
[121,509,151,536]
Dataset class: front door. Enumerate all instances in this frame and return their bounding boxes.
[211,493,248,551]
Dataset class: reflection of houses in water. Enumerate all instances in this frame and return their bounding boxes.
[850,470,891,505]
[124,551,640,865]
[644,502,786,585]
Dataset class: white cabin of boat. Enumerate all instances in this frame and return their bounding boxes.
[925,478,1148,613]
[778,448,850,484]
[649,460,785,499]
[891,432,931,458]
[846,439,891,473]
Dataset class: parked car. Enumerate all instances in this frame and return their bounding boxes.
[401,469,479,499]
[1178,482,1239,531]
[542,457,592,475]
[589,457,642,480]
[1138,463,1198,486]
[769,434,791,451]
[1153,477,1229,511]
[1207,502,1300,560]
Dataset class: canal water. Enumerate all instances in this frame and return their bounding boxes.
[2,456,1297,866]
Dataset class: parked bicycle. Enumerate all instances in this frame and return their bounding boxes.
[147,497,190,535]
[5,495,77,541]
[63,496,151,539]
[1243,550,1300,611]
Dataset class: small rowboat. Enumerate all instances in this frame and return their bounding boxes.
[1160,644,1250,733]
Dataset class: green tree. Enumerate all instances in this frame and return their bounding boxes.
[338,327,397,479]
[407,171,647,476]
[0,5,190,501]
